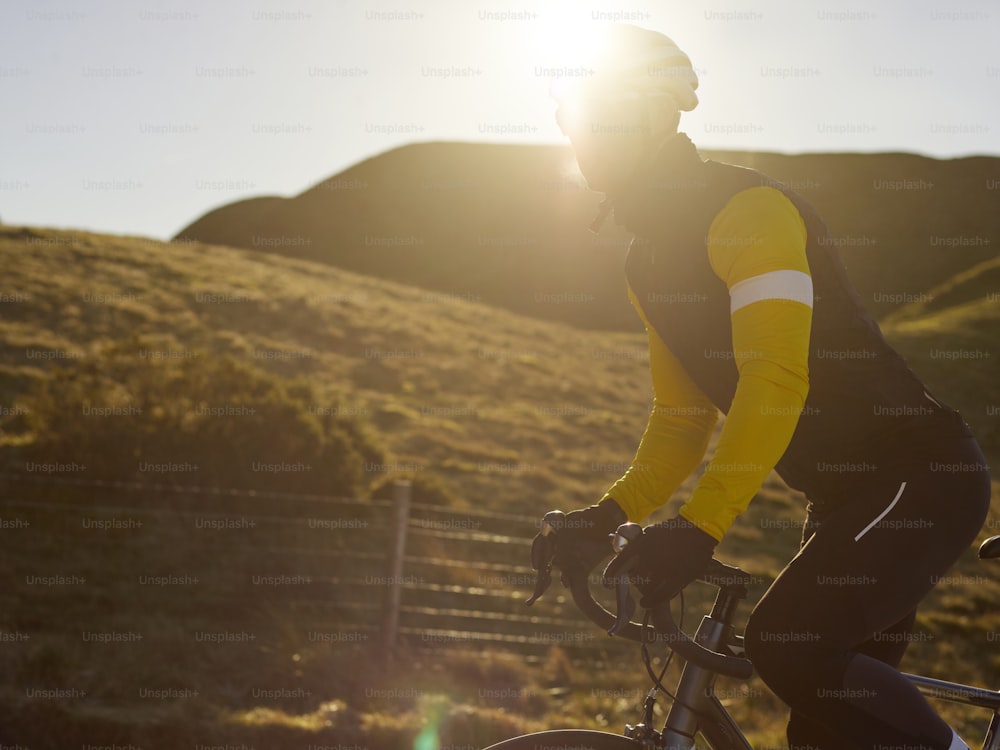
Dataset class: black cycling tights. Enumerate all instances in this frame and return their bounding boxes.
[744,436,992,750]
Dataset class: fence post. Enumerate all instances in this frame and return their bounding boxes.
[380,479,412,662]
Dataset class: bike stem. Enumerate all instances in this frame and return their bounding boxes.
[660,587,746,745]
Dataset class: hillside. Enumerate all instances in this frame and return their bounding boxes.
[175,140,1000,329]
[881,256,1000,454]
[2,225,998,748]
[0,224,657,509]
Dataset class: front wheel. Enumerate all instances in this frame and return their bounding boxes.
[483,729,643,750]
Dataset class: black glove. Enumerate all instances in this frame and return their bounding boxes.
[631,515,717,608]
[550,498,626,586]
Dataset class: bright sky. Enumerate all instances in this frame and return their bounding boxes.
[1,0,997,240]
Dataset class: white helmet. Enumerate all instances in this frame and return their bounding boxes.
[558,24,699,112]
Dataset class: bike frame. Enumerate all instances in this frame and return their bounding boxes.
[906,675,1000,750]
[655,584,1000,750]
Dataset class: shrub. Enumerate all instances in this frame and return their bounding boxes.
[20,338,385,497]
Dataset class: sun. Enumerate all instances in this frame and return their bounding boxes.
[529,5,608,95]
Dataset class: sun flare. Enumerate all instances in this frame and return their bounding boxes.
[530,7,607,98]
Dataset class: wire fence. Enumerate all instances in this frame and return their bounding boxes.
[0,472,635,666]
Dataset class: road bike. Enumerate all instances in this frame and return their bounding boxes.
[483,513,1000,750]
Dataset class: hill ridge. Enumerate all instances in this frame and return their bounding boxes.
[175,140,1000,330]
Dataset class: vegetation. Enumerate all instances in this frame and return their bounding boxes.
[18,339,384,496]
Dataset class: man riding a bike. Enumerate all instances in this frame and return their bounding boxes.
[541,24,991,750]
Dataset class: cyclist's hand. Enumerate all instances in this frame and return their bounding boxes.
[630,515,717,608]
[545,498,626,586]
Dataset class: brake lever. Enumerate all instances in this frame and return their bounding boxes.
[525,510,565,606]
[609,562,637,636]
[605,522,644,636]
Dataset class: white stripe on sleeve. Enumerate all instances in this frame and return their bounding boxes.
[729,269,814,314]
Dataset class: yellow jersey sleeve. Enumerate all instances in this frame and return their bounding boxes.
[678,186,813,541]
[603,285,719,523]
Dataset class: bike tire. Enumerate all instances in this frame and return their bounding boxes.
[482,729,642,750]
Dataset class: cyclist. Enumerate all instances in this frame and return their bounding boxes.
[541,24,991,750]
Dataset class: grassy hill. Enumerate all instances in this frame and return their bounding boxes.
[174,141,1000,330]
[1,225,999,748]
[0,224,656,508]
[882,256,1000,454]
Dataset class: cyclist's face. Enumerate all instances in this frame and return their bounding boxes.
[555,96,655,192]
